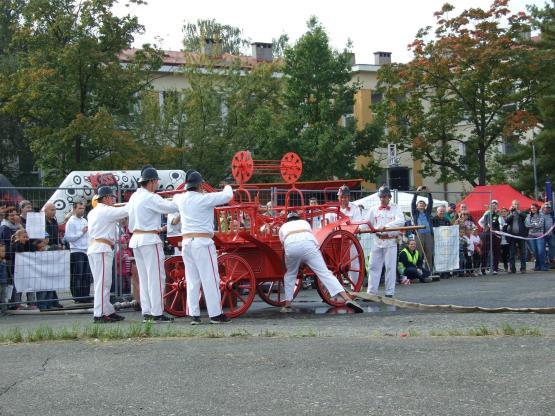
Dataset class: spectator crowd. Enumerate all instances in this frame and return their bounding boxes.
[401,187,554,285]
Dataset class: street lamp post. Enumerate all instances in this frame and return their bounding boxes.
[532,140,538,198]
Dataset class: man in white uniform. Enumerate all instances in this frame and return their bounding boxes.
[65,202,92,302]
[365,185,405,297]
[325,185,363,288]
[279,212,364,313]
[128,166,179,323]
[87,187,129,323]
[174,170,233,325]
[325,185,364,224]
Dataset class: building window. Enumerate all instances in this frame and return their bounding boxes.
[389,167,411,191]
[459,142,466,156]
[342,113,355,129]
[371,92,383,105]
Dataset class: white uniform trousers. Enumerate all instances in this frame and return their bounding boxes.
[88,252,115,317]
[182,237,223,318]
[368,245,397,296]
[284,240,344,301]
[133,243,165,316]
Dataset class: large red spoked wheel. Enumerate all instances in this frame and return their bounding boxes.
[218,253,256,318]
[256,275,302,307]
[163,256,189,317]
[231,151,254,185]
[280,152,302,184]
[316,229,365,306]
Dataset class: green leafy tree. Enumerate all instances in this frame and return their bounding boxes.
[499,0,555,194]
[0,0,36,185]
[182,19,250,55]
[533,0,555,192]
[0,0,163,184]
[281,17,368,180]
[376,1,546,187]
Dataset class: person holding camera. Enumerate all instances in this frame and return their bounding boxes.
[505,200,528,273]
[478,200,501,275]
[411,186,434,271]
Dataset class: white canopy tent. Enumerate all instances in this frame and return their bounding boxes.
[354,191,448,213]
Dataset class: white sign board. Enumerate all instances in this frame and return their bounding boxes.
[433,225,460,272]
[14,251,70,292]
[25,212,46,239]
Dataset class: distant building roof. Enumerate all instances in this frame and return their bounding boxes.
[118,48,272,70]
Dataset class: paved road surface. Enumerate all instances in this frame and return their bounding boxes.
[1,270,554,415]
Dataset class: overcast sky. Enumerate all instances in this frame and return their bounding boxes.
[113,0,545,64]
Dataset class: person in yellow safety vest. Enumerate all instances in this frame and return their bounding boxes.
[398,239,432,284]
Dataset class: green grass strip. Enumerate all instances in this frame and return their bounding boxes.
[0,322,544,344]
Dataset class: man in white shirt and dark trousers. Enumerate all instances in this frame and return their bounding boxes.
[365,186,405,298]
[174,171,233,325]
[87,187,129,323]
[65,202,92,303]
[279,211,364,313]
[128,166,179,323]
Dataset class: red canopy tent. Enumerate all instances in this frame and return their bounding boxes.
[457,184,542,219]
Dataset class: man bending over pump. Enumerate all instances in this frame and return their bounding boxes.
[278,212,364,313]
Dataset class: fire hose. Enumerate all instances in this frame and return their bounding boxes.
[350,224,555,314]
[350,291,555,314]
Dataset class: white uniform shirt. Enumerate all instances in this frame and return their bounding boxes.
[167,213,181,236]
[325,201,363,224]
[279,219,317,246]
[64,215,89,253]
[128,187,178,248]
[365,202,405,248]
[87,203,129,254]
[175,186,233,236]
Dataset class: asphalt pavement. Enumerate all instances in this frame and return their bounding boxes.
[0,269,554,415]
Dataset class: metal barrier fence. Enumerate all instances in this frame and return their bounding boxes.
[2,184,535,312]
[0,186,134,311]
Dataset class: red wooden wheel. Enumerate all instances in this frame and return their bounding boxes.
[316,229,365,307]
[218,253,256,318]
[231,151,254,185]
[163,256,189,317]
[280,152,302,184]
[256,275,302,307]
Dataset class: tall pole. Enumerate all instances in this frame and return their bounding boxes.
[532,140,538,198]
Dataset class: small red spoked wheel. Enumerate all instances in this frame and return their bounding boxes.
[280,152,303,184]
[231,151,254,185]
[163,256,189,317]
[256,275,302,307]
[316,230,365,306]
[218,253,256,318]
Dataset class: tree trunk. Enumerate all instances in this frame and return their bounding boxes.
[478,150,487,185]
[75,136,81,164]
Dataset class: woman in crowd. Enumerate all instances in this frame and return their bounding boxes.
[525,203,547,271]
[499,207,510,272]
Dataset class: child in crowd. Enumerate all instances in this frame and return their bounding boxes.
[0,243,9,314]
[471,227,482,274]
[34,237,49,252]
[115,235,133,294]
[458,226,469,276]
[11,229,37,309]
[11,229,34,253]
[462,226,477,276]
